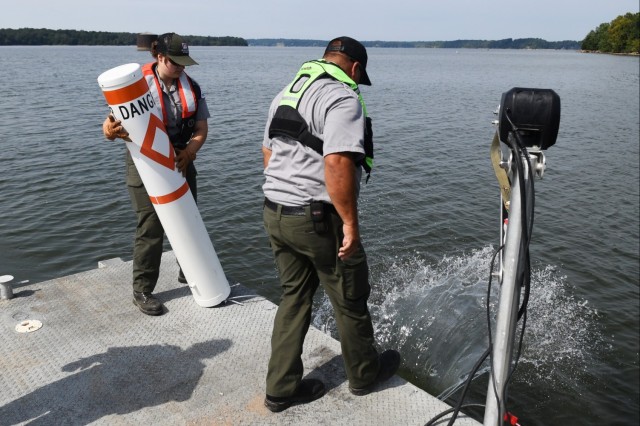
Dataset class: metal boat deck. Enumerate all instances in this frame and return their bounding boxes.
[0,251,479,425]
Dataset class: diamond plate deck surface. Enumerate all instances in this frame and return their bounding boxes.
[0,251,479,425]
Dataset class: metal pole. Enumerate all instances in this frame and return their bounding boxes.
[483,157,528,426]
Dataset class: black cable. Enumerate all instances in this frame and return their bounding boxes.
[483,126,528,426]
[496,114,535,424]
[486,247,505,426]
[426,114,538,426]
[425,404,487,426]
[424,246,503,426]
[423,347,491,426]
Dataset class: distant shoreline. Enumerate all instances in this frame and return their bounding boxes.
[580,49,640,56]
[246,38,581,50]
[0,28,581,50]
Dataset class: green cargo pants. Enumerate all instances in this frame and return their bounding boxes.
[263,201,380,397]
[126,151,197,293]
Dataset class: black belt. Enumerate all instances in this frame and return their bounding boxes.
[264,198,307,216]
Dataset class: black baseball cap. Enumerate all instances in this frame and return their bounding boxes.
[156,33,198,66]
[324,36,371,85]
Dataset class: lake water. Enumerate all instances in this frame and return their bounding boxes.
[1,45,638,425]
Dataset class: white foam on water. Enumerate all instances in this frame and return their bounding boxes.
[311,246,602,399]
[515,265,605,383]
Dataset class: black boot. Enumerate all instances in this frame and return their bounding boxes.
[132,291,164,316]
[349,349,401,396]
[264,379,326,412]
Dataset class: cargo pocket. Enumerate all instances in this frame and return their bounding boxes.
[339,246,370,301]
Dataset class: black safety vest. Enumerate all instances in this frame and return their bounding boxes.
[268,60,374,179]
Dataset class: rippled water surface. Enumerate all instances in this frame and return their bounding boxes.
[1,46,638,425]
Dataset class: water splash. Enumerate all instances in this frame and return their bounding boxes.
[516,265,604,383]
[311,246,601,400]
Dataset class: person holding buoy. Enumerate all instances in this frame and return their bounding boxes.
[102,33,210,316]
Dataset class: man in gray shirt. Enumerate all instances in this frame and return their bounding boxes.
[261,36,400,412]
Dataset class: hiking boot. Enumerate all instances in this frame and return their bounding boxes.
[178,269,187,284]
[132,291,164,316]
[349,349,401,396]
[265,379,326,413]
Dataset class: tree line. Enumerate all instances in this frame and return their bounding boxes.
[581,12,639,54]
[247,38,580,49]
[409,38,578,49]
[3,20,638,53]
[0,28,248,46]
[0,28,579,50]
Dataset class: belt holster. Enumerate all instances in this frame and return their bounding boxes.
[310,201,328,234]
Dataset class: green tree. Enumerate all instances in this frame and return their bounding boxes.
[581,12,639,53]
[0,28,246,46]
[597,23,613,52]
[582,30,599,51]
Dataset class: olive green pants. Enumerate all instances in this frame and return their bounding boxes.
[263,202,379,397]
[126,152,197,293]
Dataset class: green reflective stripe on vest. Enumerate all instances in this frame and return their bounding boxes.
[272,59,374,178]
[280,60,368,118]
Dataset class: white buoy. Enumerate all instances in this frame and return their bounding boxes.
[97,63,230,307]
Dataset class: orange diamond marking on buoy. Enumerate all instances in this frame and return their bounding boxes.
[140,114,175,170]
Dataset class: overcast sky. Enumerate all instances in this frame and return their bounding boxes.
[1,0,638,41]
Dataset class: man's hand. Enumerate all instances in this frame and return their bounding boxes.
[175,147,196,176]
[338,223,361,261]
[102,114,130,141]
